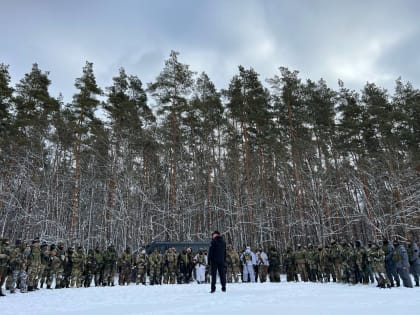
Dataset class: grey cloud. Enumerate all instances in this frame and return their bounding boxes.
[2,0,420,100]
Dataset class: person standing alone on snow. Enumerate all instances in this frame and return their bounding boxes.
[208,230,226,293]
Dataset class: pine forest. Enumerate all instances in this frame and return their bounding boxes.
[0,51,419,251]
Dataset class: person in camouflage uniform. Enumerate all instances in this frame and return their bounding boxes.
[306,244,320,282]
[178,248,193,284]
[256,248,269,283]
[354,240,368,284]
[93,245,104,286]
[267,245,281,282]
[329,240,343,283]
[84,249,96,287]
[103,244,117,286]
[118,246,133,285]
[27,239,42,291]
[0,238,10,296]
[341,242,355,284]
[284,247,297,282]
[135,249,148,285]
[149,248,162,285]
[6,239,26,293]
[70,245,86,288]
[370,242,390,288]
[39,242,50,288]
[365,241,376,284]
[294,244,308,282]
[319,245,334,282]
[225,244,240,283]
[63,247,74,288]
[163,247,178,284]
[55,242,66,288]
[407,240,420,287]
[47,249,63,289]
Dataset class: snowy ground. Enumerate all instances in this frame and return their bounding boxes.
[2,278,419,315]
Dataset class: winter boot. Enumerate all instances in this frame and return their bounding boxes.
[416,281,419,287]
[28,286,34,292]
[0,288,6,296]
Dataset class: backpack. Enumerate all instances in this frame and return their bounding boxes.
[243,252,251,264]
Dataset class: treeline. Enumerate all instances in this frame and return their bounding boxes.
[0,51,419,251]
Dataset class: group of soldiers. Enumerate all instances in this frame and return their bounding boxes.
[281,239,420,288]
[1,236,419,297]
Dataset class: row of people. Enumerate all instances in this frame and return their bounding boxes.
[1,237,419,297]
[280,239,420,288]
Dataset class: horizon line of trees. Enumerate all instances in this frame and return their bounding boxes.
[0,50,419,252]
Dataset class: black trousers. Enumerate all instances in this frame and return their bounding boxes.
[211,262,226,290]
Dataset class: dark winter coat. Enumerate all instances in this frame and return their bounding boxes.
[208,236,226,265]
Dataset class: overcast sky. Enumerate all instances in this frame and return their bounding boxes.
[2,0,419,101]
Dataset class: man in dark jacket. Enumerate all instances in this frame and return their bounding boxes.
[208,230,226,293]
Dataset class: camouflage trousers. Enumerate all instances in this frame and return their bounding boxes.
[94,267,104,286]
[296,262,308,282]
[6,269,28,293]
[47,269,64,288]
[162,264,177,284]
[103,265,116,286]
[258,265,268,283]
[286,266,297,282]
[27,263,41,288]
[372,263,389,288]
[163,267,177,284]
[39,265,50,288]
[136,267,147,285]
[226,264,240,283]
[118,265,131,285]
[149,267,161,285]
[269,266,281,282]
[70,267,83,288]
[332,262,343,282]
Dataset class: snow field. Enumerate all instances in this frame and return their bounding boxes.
[2,279,419,315]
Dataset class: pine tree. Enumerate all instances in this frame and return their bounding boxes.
[224,66,271,242]
[393,79,420,168]
[148,51,194,229]
[0,63,13,144]
[104,67,155,241]
[268,67,307,239]
[187,72,224,229]
[69,61,103,240]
